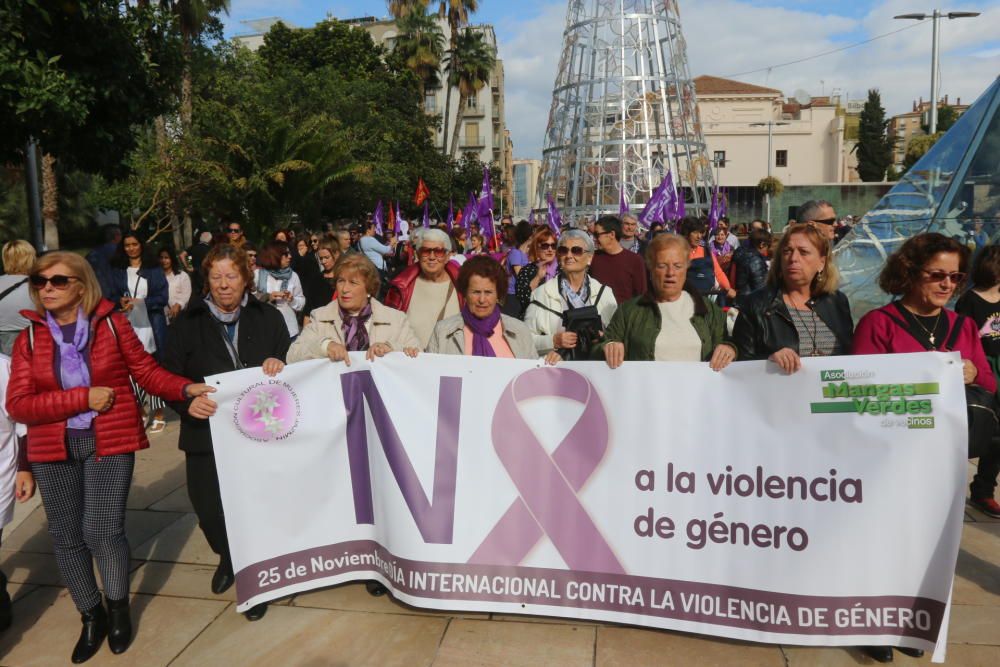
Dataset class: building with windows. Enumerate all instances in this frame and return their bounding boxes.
[695,75,845,188]
[512,159,541,220]
[887,96,970,168]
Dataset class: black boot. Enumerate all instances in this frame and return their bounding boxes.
[105,596,132,654]
[862,646,894,663]
[365,581,388,597]
[243,602,268,621]
[71,602,108,664]
[0,571,11,632]
[896,647,924,658]
[211,557,235,595]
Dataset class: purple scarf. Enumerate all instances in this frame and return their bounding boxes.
[461,304,501,357]
[45,308,97,429]
[341,301,373,352]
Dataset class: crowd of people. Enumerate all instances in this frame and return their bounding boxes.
[0,198,996,663]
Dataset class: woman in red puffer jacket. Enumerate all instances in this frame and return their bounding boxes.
[5,251,214,664]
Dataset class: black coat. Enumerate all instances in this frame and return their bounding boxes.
[729,286,854,361]
[161,294,291,454]
[732,246,769,300]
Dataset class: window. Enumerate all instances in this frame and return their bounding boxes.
[713,150,727,167]
[467,94,478,110]
[775,150,788,167]
[425,93,437,112]
[465,122,480,146]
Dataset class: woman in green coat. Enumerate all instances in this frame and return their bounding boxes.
[594,233,736,370]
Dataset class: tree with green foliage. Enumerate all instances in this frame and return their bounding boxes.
[853,89,895,182]
[437,0,479,154]
[394,10,445,102]
[903,133,940,171]
[921,104,958,135]
[448,29,496,158]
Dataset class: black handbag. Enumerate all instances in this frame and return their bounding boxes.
[531,284,607,361]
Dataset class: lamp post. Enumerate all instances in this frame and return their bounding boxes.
[894,10,980,135]
[749,121,789,224]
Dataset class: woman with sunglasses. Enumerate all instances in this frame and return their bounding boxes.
[6,252,212,661]
[850,233,991,663]
[524,229,617,358]
[253,241,305,339]
[513,228,560,315]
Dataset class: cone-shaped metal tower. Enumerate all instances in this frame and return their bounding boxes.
[537,0,714,222]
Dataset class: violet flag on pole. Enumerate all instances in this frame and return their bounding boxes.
[446,200,454,228]
[619,186,628,217]
[707,186,720,233]
[462,192,477,230]
[478,194,496,246]
[422,202,430,228]
[720,188,728,219]
[481,165,494,212]
[637,178,668,227]
[546,193,562,238]
[372,200,384,235]
[395,201,410,238]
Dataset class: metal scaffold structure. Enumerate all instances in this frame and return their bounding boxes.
[537,0,714,223]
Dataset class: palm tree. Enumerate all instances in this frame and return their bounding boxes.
[163,1,231,130]
[448,29,495,159]
[388,0,429,18]
[393,11,445,103]
[437,0,478,154]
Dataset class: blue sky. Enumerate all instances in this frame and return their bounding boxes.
[224,1,1000,160]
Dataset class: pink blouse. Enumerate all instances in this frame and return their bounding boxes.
[463,325,514,358]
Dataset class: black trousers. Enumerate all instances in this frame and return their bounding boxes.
[971,441,1000,499]
[185,453,231,563]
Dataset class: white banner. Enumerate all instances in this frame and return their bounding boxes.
[208,352,967,661]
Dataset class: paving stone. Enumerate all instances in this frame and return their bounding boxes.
[0,549,146,588]
[782,645,927,665]
[291,580,486,618]
[148,485,194,512]
[939,643,1000,666]
[132,512,216,565]
[434,618,594,667]
[0,588,227,667]
[129,561,291,605]
[0,507,184,556]
[595,627,784,666]
[946,604,1000,645]
[171,604,447,667]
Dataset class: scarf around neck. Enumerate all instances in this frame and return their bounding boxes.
[45,307,97,429]
[204,293,247,324]
[341,301,373,352]
[461,304,501,357]
[267,267,295,292]
[560,274,591,309]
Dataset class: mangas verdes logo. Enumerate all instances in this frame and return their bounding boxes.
[233,380,301,442]
[811,369,938,429]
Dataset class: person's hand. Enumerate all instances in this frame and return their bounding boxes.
[88,387,115,412]
[709,344,736,371]
[544,351,562,365]
[768,347,802,374]
[366,341,393,361]
[262,358,285,376]
[553,331,578,349]
[269,291,284,302]
[184,383,216,399]
[403,347,420,358]
[119,296,134,313]
[603,341,625,369]
[726,288,737,299]
[188,394,218,419]
[326,342,351,365]
[282,290,292,301]
[963,359,978,385]
[14,471,34,502]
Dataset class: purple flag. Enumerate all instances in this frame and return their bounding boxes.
[446,200,454,229]
[394,201,403,235]
[546,194,562,238]
[481,166,494,212]
[708,186,720,233]
[664,171,679,221]
[478,196,496,247]
[675,190,685,220]
[638,177,669,227]
[422,202,430,228]
[720,187,728,219]
[462,192,478,230]
[372,200,384,235]
[619,186,628,217]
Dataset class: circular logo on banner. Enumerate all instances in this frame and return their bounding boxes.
[232,381,300,442]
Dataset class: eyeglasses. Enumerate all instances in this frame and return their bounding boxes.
[594,230,614,238]
[418,247,448,258]
[557,246,587,257]
[809,218,837,226]
[30,274,78,289]
[310,238,320,245]
[537,242,558,251]
[282,251,292,257]
[227,227,242,234]
[921,269,966,284]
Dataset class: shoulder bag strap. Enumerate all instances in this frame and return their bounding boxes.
[0,277,28,303]
[943,314,967,352]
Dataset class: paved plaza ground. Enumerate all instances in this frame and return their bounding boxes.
[0,418,997,666]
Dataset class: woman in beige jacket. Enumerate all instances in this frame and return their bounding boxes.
[426,256,538,359]
[287,254,420,364]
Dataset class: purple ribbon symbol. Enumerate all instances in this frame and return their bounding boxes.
[469,367,625,574]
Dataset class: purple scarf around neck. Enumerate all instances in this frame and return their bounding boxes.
[461,304,501,357]
[341,301,373,352]
[45,307,97,429]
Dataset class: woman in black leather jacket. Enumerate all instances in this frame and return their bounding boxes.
[729,224,853,372]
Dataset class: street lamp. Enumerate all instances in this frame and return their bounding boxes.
[749,121,789,224]
[894,10,980,135]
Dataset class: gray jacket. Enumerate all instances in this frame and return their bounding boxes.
[426,313,538,359]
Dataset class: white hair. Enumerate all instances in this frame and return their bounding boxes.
[413,227,452,252]
[199,231,213,243]
[559,229,595,253]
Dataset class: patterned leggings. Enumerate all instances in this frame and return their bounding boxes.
[32,435,134,612]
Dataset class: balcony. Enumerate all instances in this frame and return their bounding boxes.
[459,135,486,148]
[464,104,486,118]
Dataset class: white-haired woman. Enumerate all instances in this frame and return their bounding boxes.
[524,229,617,360]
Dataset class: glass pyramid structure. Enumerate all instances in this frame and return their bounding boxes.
[834,75,1000,318]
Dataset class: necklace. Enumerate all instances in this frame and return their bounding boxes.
[904,305,943,347]
[785,294,821,356]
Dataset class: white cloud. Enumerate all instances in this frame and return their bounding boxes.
[499,0,999,160]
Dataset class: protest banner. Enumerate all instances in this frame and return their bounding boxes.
[208,352,967,661]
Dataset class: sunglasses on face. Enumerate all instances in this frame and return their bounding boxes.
[30,274,78,289]
[282,251,292,257]
[418,247,448,258]
[921,269,966,284]
[557,246,587,257]
[537,242,557,251]
[809,218,836,226]
[227,227,242,234]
